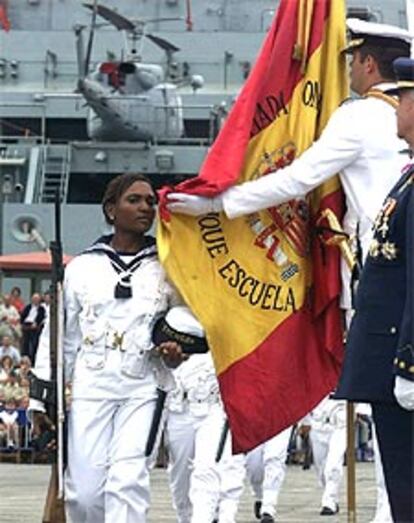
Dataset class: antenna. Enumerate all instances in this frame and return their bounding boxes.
[84,0,98,77]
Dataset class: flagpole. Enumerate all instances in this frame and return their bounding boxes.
[317,209,357,522]
[346,402,356,523]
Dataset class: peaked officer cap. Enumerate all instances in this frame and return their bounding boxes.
[152,306,209,354]
[389,57,414,93]
[342,18,412,55]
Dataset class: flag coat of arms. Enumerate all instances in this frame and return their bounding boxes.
[158,0,348,453]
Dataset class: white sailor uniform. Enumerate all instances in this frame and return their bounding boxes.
[165,352,245,523]
[33,236,181,523]
[304,396,347,514]
[245,426,292,520]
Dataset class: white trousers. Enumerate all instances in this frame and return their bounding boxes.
[245,427,291,517]
[65,396,156,523]
[166,403,244,523]
[217,452,246,523]
[310,425,346,511]
[371,425,393,523]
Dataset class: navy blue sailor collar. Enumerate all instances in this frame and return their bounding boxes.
[81,234,158,298]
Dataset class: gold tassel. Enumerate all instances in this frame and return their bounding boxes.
[293,0,315,73]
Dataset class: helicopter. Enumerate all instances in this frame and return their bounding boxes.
[75,1,204,142]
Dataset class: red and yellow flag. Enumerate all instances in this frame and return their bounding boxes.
[158,0,348,452]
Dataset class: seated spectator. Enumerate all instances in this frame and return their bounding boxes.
[9,287,25,314]
[21,293,45,364]
[16,355,31,382]
[17,389,30,410]
[0,398,19,449]
[0,335,21,366]
[0,294,21,343]
[0,355,17,386]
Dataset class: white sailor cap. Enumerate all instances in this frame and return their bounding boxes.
[152,306,209,354]
[342,18,413,54]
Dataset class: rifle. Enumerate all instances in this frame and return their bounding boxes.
[215,419,229,463]
[36,192,66,523]
[145,388,167,457]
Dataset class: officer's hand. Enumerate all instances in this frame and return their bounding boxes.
[32,411,56,450]
[157,341,189,368]
[166,193,223,216]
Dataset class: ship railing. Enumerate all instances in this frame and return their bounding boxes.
[0,135,45,146]
[0,101,47,143]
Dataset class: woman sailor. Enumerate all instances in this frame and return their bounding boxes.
[31,172,186,523]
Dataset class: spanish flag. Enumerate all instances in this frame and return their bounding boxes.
[158,0,348,452]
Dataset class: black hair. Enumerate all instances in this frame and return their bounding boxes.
[101,172,155,225]
[358,39,411,80]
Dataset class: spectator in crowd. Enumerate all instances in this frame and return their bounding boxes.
[0,398,19,449]
[0,294,22,343]
[0,335,21,366]
[20,292,45,364]
[16,355,31,382]
[0,355,17,385]
[9,286,25,314]
[18,393,30,410]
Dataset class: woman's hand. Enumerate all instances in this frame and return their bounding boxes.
[156,341,189,368]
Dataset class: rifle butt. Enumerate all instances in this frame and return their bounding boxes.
[42,464,66,523]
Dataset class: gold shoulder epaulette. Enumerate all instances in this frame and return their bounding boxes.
[364,89,399,109]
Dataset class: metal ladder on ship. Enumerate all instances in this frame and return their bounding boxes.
[38,144,71,203]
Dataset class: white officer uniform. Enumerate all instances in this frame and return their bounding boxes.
[304,396,347,514]
[245,426,292,521]
[166,352,245,523]
[33,238,181,523]
[167,22,412,312]
[221,85,407,262]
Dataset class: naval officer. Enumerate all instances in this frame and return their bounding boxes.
[166,19,412,295]
[335,57,414,523]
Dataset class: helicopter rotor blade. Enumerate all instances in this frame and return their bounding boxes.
[84,0,98,77]
[144,17,185,24]
[83,2,137,31]
[146,33,180,53]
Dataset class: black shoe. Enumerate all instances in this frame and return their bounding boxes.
[254,500,262,520]
[261,514,275,523]
[320,504,339,516]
